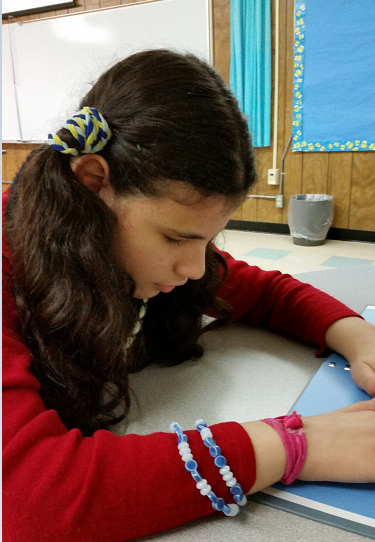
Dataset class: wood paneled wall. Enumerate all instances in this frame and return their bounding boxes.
[3,0,375,231]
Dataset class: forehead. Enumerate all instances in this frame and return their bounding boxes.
[120,182,237,235]
[162,181,237,212]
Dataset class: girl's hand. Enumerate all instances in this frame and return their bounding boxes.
[299,398,375,483]
[325,317,375,396]
[242,398,375,494]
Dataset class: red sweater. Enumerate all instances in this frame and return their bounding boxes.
[2,190,359,542]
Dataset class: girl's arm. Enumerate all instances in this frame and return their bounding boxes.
[242,398,375,494]
[4,319,375,542]
[217,249,375,395]
[2,245,255,542]
[325,317,375,396]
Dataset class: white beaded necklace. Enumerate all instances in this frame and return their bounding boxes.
[124,299,148,350]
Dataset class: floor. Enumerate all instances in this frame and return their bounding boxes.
[215,229,375,276]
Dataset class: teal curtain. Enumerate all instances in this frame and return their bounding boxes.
[230,0,271,147]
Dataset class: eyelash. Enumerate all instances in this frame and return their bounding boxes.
[165,236,183,246]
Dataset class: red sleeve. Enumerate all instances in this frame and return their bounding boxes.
[2,192,256,542]
[216,249,362,354]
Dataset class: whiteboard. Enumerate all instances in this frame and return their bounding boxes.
[4,0,211,142]
[2,25,22,141]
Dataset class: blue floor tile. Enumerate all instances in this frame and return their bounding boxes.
[245,247,292,260]
[321,256,374,268]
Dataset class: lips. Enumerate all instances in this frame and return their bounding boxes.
[155,284,176,294]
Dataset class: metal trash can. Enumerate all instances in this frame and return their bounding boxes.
[288,194,334,246]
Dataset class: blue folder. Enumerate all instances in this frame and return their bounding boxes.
[250,306,375,539]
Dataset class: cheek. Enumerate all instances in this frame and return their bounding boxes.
[120,238,168,277]
[114,219,172,276]
[113,229,140,272]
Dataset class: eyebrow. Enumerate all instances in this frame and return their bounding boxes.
[168,228,206,240]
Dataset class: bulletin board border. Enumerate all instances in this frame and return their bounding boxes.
[291,0,375,153]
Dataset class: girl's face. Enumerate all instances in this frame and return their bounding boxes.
[103,183,236,299]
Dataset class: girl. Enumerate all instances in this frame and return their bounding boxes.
[3,49,375,542]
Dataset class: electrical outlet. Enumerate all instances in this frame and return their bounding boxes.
[268,169,280,185]
[275,194,284,208]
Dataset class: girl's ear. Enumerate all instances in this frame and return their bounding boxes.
[71,155,110,194]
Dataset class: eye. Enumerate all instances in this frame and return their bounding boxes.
[165,236,183,246]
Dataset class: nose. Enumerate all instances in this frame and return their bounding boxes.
[175,246,206,282]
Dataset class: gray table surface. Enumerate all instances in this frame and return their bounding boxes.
[116,265,375,541]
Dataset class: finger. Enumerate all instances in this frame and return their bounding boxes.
[350,362,375,397]
[338,397,375,413]
[367,379,375,397]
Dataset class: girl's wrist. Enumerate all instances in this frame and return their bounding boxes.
[240,421,286,494]
[325,317,374,363]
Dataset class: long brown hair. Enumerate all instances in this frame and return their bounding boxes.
[5,50,256,435]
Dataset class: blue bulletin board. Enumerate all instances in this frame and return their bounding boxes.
[292,1,375,152]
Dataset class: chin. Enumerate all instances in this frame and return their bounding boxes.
[133,285,160,299]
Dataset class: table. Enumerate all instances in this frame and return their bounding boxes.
[120,265,375,542]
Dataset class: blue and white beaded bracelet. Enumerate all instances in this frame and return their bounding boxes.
[195,419,247,508]
[170,422,241,516]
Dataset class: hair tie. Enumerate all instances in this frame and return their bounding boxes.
[47,107,112,156]
[261,411,306,485]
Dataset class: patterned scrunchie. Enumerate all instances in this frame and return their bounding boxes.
[47,106,112,156]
